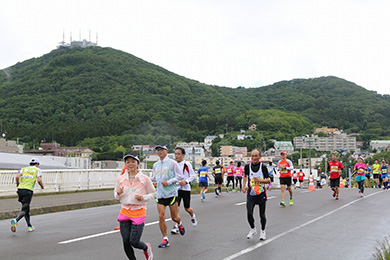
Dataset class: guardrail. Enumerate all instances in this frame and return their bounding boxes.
[1,169,286,197]
[0,169,153,197]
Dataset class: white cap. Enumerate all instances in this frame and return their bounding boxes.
[30,158,40,164]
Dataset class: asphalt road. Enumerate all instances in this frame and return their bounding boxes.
[1,187,389,260]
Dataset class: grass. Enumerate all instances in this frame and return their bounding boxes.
[372,236,390,260]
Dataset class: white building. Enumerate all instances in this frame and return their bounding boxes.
[294,134,357,152]
[370,140,390,152]
[204,136,218,152]
[274,141,294,154]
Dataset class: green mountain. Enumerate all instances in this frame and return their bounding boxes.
[0,47,389,151]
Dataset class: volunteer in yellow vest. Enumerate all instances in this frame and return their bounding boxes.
[372,160,381,188]
[11,158,44,233]
[278,151,294,207]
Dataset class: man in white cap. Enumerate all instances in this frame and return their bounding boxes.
[152,145,186,248]
[11,158,44,233]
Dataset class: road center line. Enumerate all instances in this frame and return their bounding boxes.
[58,218,172,244]
[235,196,276,206]
[223,190,384,260]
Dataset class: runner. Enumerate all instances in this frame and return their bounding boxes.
[152,145,185,248]
[328,153,343,200]
[278,151,294,206]
[170,147,198,235]
[353,157,367,197]
[242,149,271,241]
[372,160,381,188]
[212,160,225,196]
[10,158,44,233]
[297,169,305,189]
[115,154,155,260]
[266,162,276,191]
[380,159,389,190]
[365,162,372,188]
[235,162,244,192]
[226,161,236,192]
[197,160,211,200]
[292,170,298,189]
[320,171,327,188]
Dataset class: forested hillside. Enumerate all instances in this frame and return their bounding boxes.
[1,46,389,153]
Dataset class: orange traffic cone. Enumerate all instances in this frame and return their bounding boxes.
[308,177,315,191]
[339,177,344,188]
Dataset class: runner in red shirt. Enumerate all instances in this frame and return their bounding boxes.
[277,151,294,207]
[298,169,305,189]
[328,153,343,200]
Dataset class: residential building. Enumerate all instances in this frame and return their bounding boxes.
[0,137,21,153]
[274,141,294,155]
[293,134,357,152]
[220,146,248,157]
[204,136,218,152]
[370,140,390,152]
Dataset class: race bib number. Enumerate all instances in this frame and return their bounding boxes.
[236,169,240,174]
[22,169,35,178]
[383,169,388,174]
[250,178,263,195]
[200,171,207,177]
[358,169,364,174]
[331,166,338,172]
[280,169,287,173]
[215,168,221,174]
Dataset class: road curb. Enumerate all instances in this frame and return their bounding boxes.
[0,199,119,220]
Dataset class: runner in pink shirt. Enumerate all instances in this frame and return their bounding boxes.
[234,162,244,192]
[226,161,236,192]
[354,157,367,197]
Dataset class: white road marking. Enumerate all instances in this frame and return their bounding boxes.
[58,218,172,244]
[223,190,384,260]
[235,196,276,206]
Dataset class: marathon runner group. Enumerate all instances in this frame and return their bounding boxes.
[10,148,390,260]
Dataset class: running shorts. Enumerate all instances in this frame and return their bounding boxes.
[199,181,208,188]
[17,189,33,204]
[214,175,223,185]
[156,196,177,206]
[373,174,379,179]
[330,178,340,188]
[177,190,191,209]
[381,174,388,179]
[293,179,297,184]
[355,175,366,182]
[279,177,292,186]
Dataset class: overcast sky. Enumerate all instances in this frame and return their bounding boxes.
[1,0,389,94]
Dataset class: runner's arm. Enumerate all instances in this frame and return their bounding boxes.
[37,176,44,189]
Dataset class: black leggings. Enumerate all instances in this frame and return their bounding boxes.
[16,189,33,226]
[119,221,147,260]
[235,177,242,191]
[246,200,266,230]
[358,181,365,193]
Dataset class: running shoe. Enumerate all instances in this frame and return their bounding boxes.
[144,243,153,260]
[170,225,179,234]
[10,219,17,233]
[178,224,185,235]
[335,196,339,200]
[246,228,257,239]
[191,215,198,227]
[226,188,229,193]
[201,197,204,202]
[259,230,266,241]
[361,194,364,198]
[27,226,35,232]
[280,201,286,207]
[289,199,294,206]
[333,191,336,197]
[202,192,205,200]
[232,189,236,192]
[158,239,170,248]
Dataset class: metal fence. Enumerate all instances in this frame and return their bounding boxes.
[0,169,153,197]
